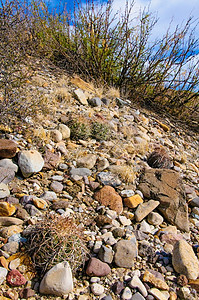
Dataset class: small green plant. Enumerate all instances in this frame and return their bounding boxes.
[26,214,88,276]
[91,122,111,141]
[68,118,92,140]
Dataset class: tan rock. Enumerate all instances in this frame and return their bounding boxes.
[189,279,199,292]
[0,217,23,226]
[143,270,169,290]
[94,186,123,214]
[77,154,97,169]
[135,200,160,222]
[169,291,177,300]
[0,225,23,238]
[32,198,48,210]
[0,256,9,269]
[149,288,169,300]
[0,202,16,216]
[123,194,143,209]
[172,239,199,280]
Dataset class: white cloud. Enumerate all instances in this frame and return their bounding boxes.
[111,0,199,40]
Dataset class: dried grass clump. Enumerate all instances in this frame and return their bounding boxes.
[109,165,135,183]
[26,214,88,276]
[105,87,120,99]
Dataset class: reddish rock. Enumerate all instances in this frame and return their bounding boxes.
[160,233,183,245]
[6,269,27,286]
[86,258,111,277]
[0,139,17,158]
[94,186,123,214]
[43,150,61,169]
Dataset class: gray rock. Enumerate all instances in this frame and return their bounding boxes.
[101,98,110,106]
[114,238,137,268]
[58,124,70,139]
[0,159,18,172]
[189,197,199,208]
[40,261,73,296]
[139,169,189,232]
[88,97,102,107]
[172,239,199,280]
[0,183,10,198]
[0,267,8,285]
[121,190,135,197]
[25,204,42,216]
[18,150,44,178]
[50,181,63,193]
[135,200,160,222]
[0,167,15,184]
[2,241,19,254]
[41,191,57,201]
[97,172,121,187]
[132,292,146,300]
[147,212,164,226]
[70,167,91,179]
[98,245,114,264]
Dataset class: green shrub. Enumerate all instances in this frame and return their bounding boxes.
[68,119,92,140]
[91,122,111,141]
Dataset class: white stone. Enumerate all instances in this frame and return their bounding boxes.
[40,261,73,296]
[139,220,152,233]
[0,159,18,172]
[0,183,10,198]
[121,287,132,300]
[58,124,70,139]
[91,283,104,296]
[18,150,44,178]
[147,212,164,226]
[74,89,88,105]
[119,215,131,226]
[120,190,135,197]
[93,240,103,253]
[41,191,57,201]
[0,267,8,285]
[129,275,148,297]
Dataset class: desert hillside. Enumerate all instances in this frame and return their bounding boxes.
[0,58,198,299]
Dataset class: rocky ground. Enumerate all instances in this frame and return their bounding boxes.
[0,60,199,300]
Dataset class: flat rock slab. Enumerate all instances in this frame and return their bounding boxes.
[0,167,15,184]
[0,139,17,158]
[139,169,189,232]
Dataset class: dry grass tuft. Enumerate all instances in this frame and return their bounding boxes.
[109,165,135,183]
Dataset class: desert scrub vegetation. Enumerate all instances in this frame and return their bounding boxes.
[25,214,88,277]
[0,0,199,126]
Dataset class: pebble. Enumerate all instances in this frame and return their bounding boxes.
[77,154,97,169]
[129,275,148,297]
[40,191,57,201]
[91,283,104,295]
[6,269,27,286]
[86,258,111,276]
[70,167,91,179]
[2,241,19,255]
[58,124,70,139]
[50,181,64,192]
[0,267,8,284]
[0,217,23,226]
[121,287,132,300]
[135,200,160,222]
[132,292,146,300]
[0,202,16,216]
[149,288,169,300]
[97,171,122,187]
[98,245,114,264]
[0,225,23,238]
[123,194,143,209]
[147,212,164,226]
[0,183,10,198]
[121,190,135,197]
[50,129,62,142]
[0,167,15,184]
[119,215,131,226]
[94,186,123,214]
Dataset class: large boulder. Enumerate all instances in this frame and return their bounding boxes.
[139,169,189,231]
